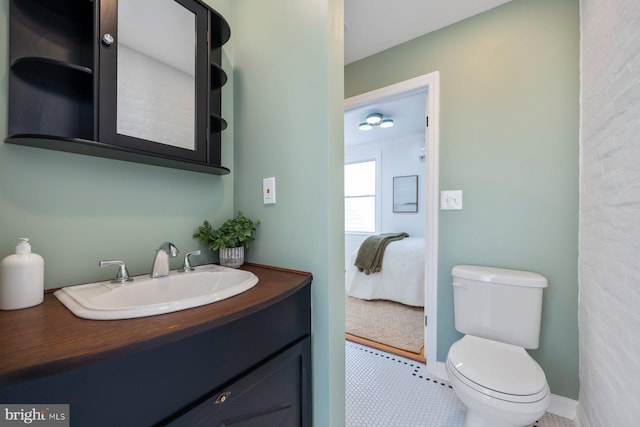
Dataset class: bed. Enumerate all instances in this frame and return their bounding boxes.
[345,236,425,307]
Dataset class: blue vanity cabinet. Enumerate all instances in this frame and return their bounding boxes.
[166,338,311,426]
[161,283,312,427]
[0,265,312,427]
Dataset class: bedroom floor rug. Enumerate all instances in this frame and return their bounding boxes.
[345,296,424,354]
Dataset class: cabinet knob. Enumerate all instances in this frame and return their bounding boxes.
[102,34,115,46]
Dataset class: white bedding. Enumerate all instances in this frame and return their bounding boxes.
[345,237,425,307]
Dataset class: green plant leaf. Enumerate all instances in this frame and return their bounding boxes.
[193,212,260,251]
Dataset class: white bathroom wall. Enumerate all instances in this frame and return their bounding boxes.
[579,0,640,425]
[344,133,425,267]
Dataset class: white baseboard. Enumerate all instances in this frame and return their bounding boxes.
[574,402,590,427]
[427,361,449,381]
[428,360,580,422]
[548,394,577,420]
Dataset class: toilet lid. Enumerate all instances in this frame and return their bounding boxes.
[448,336,547,396]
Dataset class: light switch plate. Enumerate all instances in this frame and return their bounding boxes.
[263,177,276,204]
[441,190,463,210]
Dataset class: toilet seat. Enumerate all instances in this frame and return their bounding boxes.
[447,336,549,404]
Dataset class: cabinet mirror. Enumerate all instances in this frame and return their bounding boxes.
[117,0,196,150]
[7,0,230,174]
[100,0,209,163]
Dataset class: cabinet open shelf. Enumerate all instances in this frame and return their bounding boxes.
[6,134,231,175]
[14,0,93,22]
[210,114,228,133]
[210,62,228,89]
[210,12,231,48]
[11,57,92,92]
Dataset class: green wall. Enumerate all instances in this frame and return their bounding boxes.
[231,0,345,425]
[0,1,235,288]
[2,0,344,423]
[345,0,579,399]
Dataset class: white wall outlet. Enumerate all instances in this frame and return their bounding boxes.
[441,190,463,210]
[263,177,276,204]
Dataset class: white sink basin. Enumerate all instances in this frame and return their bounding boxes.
[54,264,259,320]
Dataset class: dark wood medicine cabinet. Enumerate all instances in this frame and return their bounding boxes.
[6,0,231,175]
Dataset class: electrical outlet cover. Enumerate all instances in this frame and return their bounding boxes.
[263,177,276,204]
[440,190,462,210]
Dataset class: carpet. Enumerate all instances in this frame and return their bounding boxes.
[345,296,424,353]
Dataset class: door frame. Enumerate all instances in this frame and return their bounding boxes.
[344,71,440,367]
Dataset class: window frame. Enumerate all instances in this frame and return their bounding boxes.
[344,155,381,235]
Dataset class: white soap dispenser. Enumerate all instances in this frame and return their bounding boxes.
[0,238,45,310]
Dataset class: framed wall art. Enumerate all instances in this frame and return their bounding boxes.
[393,175,418,213]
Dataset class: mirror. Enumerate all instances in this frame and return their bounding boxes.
[116,0,196,150]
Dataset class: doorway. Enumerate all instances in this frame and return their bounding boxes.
[344,72,440,367]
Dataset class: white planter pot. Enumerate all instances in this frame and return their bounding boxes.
[219,247,244,268]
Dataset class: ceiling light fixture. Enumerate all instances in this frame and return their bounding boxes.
[365,113,382,125]
[379,119,394,128]
[358,113,393,131]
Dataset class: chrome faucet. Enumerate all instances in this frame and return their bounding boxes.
[99,260,133,284]
[150,242,179,278]
[178,250,201,273]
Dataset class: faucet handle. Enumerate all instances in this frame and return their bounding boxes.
[178,250,201,273]
[99,260,134,284]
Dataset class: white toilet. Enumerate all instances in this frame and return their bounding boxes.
[446,265,551,427]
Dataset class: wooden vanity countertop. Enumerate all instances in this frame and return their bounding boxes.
[0,264,312,387]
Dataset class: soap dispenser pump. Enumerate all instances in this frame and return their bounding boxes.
[0,238,45,310]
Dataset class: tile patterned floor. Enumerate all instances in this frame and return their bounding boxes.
[345,341,575,427]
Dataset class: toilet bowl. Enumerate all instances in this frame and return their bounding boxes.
[446,335,550,427]
[447,265,550,427]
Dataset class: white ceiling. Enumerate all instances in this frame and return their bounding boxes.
[344,0,513,147]
[344,0,513,64]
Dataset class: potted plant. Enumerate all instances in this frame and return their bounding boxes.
[193,212,260,268]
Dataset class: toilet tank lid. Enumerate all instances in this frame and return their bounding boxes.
[452,265,548,288]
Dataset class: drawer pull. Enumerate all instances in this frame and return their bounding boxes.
[214,391,231,404]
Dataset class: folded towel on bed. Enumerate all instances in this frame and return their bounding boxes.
[355,232,409,275]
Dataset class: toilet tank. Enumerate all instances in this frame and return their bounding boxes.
[451,265,548,349]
